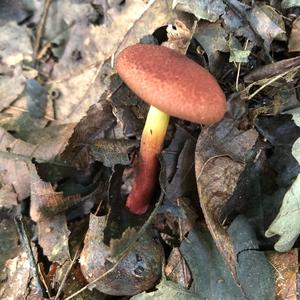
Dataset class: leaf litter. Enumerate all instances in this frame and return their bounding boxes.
[0,0,300,299]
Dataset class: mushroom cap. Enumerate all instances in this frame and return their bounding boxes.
[116,44,226,125]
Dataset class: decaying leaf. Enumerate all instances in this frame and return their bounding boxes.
[281,0,300,9]
[161,126,198,204]
[0,124,74,201]
[30,164,81,222]
[194,22,228,73]
[180,224,245,299]
[132,278,199,300]
[114,0,176,56]
[195,118,258,279]
[267,249,298,300]
[80,214,163,296]
[0,0,30,26]
[91,138,138,167]
[50,0,150,122]
[247,4,286,51]
[289,16,300,53]
[265,107,300,252]
[224,1,286,51]
[173,0,225,22]
[244,56,300,83]
[61,102,116,169]
[0,65,26,111]
[0,184,18,209]
[228,36,251,63]
[165,247,192,288]
[38,215,71,264]
[0,217,19,269]
[30,165,73,264]
[0,251,31,299]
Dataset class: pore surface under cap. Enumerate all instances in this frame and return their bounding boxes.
[116,44,226,125]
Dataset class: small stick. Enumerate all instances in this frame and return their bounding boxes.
[34,0,52,59]
[14,216,48,298]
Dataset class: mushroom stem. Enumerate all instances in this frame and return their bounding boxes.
[126,105,169,214]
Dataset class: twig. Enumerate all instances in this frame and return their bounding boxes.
[34,0,52,59]
[14,216,48,298]
[247,65,300,100]
[9,105,55,121]
[54,248,80,300]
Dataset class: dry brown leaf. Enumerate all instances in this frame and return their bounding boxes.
[50,0,180,123]
[195,122,258,281]
[114,0,176,56]
[267,250,298,300]
[37,215,71,264]
[60,101,115,169]
[0,125,74,201]
[29,165,77,264]
[0,184,18,209]
[0,21,32,66]
[0,251,31,299]
[165,247,192,289]
[289,16,300,53]
[51,0,149,122]
[30,164,81,222]
[0,65,26,111]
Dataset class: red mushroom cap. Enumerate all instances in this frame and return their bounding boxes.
[116,44,226,124]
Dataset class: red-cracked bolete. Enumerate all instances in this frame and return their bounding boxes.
[116,44,226,215]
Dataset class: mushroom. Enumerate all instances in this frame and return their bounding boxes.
[116,44,226,215]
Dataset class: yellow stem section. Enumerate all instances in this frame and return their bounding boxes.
[126,106,169,214]
[141,106,170,155]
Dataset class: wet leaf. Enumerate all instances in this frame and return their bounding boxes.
[25,79,48,119]
[38,215,70,264]
[228,215,275,299]
[173,0,225,22]
[30,165,73,264]
[180,224,245,299]
[265,108,300,251]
